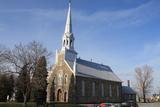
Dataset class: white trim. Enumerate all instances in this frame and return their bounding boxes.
[64,60,77,88]
[64,60,75,74]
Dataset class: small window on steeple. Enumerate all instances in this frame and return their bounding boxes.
[63,40,66,46]
[70,40,72,47]
[67,40,69,45]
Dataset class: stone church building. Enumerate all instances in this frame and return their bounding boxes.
[47,1,122,104]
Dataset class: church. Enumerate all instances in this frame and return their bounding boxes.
[47,1,122,104]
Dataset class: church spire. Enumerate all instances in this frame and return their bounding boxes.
[62,0,75,51]
[65,0,72,33]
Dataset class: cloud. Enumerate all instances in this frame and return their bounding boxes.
[73,0,160,28]
[0,8,66,21]
[0,0,159,29]
[0,8,68,38]
[137,42,160,68]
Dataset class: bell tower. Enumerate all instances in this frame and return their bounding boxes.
[60,0,77,62]
[62,0,75,51]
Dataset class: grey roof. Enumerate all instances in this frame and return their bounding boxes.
[76,58,113,72]
[122,86,136,94]
[65,58,122,82]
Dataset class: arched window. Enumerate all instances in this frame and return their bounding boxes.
[63,40,66,46]
[101,83,104,97]
[92,82,95,96]
[57,71,63,86]
[53,77,56,85]
[64,75,68,84]
[109,84,112,97]
[64,92,67,102]
[67,40,69,45]
[82,80,85,96]
[117,85,119,97]
[70,40,72,47]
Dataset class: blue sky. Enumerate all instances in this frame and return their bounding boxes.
[0,0,160,93]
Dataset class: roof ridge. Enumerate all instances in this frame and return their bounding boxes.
[77,58,106,66]
[76,58,112,72]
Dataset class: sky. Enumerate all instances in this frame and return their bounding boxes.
[0,0,160,93]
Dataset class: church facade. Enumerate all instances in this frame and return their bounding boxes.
[47,1,122,104]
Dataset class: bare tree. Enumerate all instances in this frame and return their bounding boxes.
[0,44,6,64]
[0,44,7,57]
[0,44,9,73]
[135,65,154,103]
[2,41,51,107]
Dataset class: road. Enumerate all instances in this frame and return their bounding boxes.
[80,103,160,107]
[138,103,160,107]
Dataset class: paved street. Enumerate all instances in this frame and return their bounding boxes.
[138,103,160,107]
[80,103,160,107]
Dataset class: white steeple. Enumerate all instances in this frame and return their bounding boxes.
[62,0,75,51]
[65,0,72,33]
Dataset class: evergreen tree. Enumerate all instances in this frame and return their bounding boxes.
[15,88,24,102]
[0,73,15,102]
[0,73,8,102]
[32,56,47,103]
[15,65,30,106]
[8,74,14,100]
[15,77,24,102]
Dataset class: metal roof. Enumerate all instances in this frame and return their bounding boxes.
[65,58,122,82]
[122,86,136,94]
[76,58,113,72]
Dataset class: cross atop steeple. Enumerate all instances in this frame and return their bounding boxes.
[62,0,75,51]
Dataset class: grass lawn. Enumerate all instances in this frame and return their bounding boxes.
[0,102,85,107]
[0,102,36,107]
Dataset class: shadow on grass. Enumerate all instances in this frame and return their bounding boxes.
[0,102,86,107]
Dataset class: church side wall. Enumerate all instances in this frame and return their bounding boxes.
[75,76,122,104]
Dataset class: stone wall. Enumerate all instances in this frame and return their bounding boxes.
[47,52,75,103]
[75,76,122,103]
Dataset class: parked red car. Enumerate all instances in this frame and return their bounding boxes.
[100,103,115,107]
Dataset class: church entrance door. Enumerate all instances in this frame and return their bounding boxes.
[57,89,62,102]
